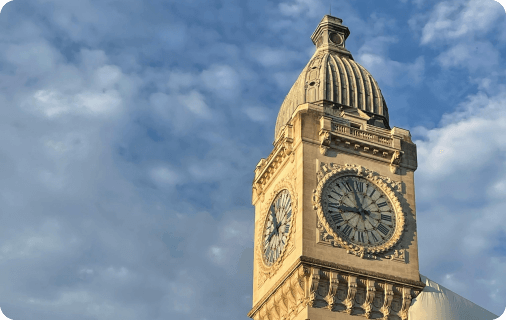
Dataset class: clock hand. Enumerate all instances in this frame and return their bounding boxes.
[266,229,276,243]
[271,206,278,233]
[348,178,363,210]
[336,205,360,213]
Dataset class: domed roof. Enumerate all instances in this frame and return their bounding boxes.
[274,15,390,141]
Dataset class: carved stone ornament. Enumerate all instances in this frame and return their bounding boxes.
[319,130,332,155]
[362,280,376,319]
[390,150,403,174]
[381,284,394,320]
[400,287,413,320]
[325,271,339,310]
[248,257,425,320]
[256,176,298,287]
[313,163,405,254]
[343,276,358,314]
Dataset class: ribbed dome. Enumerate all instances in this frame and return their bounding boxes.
[274,15,390,141]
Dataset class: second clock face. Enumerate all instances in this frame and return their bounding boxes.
[322,175,396,247]
[263,189,292,266]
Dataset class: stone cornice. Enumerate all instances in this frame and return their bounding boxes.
[299,256,425,288]
[248,255,425,319]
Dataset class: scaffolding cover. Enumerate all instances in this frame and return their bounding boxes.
[409,275,499,320]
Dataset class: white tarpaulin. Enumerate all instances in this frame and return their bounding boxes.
[409,275,498,320]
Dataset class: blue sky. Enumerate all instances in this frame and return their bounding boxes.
[0,0,505,319]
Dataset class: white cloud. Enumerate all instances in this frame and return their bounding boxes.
[176,90,212,118]
[358,53,425,87]
[3,40,62,74]
[149,166,180,186]
[435,40,500,72]
[29,88,122,118]
[250,46,301,68]
[414,87,506,311]
[243,106,271,122]
[421,0,503,44]
[201,64,241,100]
[356,35,425,88]
[278,0,325,18]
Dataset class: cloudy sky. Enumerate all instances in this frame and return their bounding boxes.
[0,0,505,319]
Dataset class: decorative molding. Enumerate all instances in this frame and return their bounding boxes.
[256,171,298,288]
[312,163,405,254]
[316,161,402,192]
[319,130,331,155]
[298,256,425,288]
[380,283,394,320]
[253,125,294,205]
[314,116,418,171]
[249,256,425,320]
[343,275,357,314]
[399,287,413,320]
[362,280,376,319]
[325,271,339,310]
[316,217,343,248]
[308,267,321,307]
[390,150,403,174]
[385,249,407,263]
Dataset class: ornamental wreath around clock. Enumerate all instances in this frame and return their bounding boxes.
[313,164,405,254]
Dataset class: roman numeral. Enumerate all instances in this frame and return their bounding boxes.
[370,232,379,242]
[328,202,340,209]
[381,214,392,222]
[342,225,353,238]
[331,212,344,224]
[369,189,376,197]
[343,182,352,192]
[356,182,364,192]
[331,190,343,197]
[377,201,388,208]
[357,231,365,243]
[285,224,290,233]
[377,224,389,236]
[328,194,337,201]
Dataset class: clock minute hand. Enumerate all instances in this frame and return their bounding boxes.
[348,178,363,210]
[271,205,278,233]
[337,205,359,213]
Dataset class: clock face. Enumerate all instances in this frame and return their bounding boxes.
[329,32,343,45]
[321,175,396,247]
[263,189,292,266]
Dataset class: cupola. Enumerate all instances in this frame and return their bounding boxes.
[274,15,390,141]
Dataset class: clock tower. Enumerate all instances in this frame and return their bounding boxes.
[248,15,425,320]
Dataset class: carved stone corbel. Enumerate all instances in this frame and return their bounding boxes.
[381,283,394,320]
[325,271,339,310]
[274,291,288,320]
[283,141,293,156]
[390,150,403,174]
[259,305,270,320]
[293,267,309,305]
[282,280,296,314]
[344,276,357,314]
[267,299,279,320]
[362,280,376,319]
[308,267,321,307]
[319,130,331,155]
[400,287,413,320]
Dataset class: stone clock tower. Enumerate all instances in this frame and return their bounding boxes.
[248,15,425,320]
